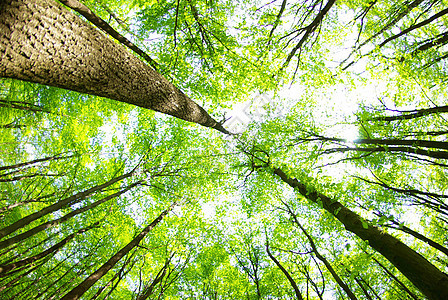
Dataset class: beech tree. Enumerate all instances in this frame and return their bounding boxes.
[0,0,228,133]
[1,0,448,299]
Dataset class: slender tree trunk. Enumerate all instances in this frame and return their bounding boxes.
[322,136,448,151]
[265,238,303,300]
[103,260,136,300]
[0,181,139,250]
[0,255,49,293]
[40,239,103,299]
[371,257,419,300]
[373,212,448,257]
[0,256,51,298]
[359,276,381,300]
[354,276,373,300]
[91,254,133,300]
[33,250,78,298]
[0,0,228,134]
[272,167,448,300]
[283,0,336,68]
[413,30,448,53]
[136,255,172,300]
[0,222,97,275]
[60,204,174,300]
[324,146,448,160]
[0,196,52,215]
[0,169,135,238]
[0,153,73,172]
[1,229,59,265]
[0,171,64,183]
[360,0,425,48]
[286,210,358,300]
[58,0,158,70]
[0,98,52,114]
[47,259,91,300]
[378,8,448,48]
[388,223,448,256]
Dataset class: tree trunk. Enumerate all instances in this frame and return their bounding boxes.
[371,256,419,300]
[0,152,73,172]
[0,229,59,265]
[322,136,448,151]
[0,255,48,293]
[0,182,139,250]
[286,210,358,300]
[265,238,303,300]
[0,169,135,239]
[60,204,174,300]
[272,167,448,300]
[0,98,52,114]
[0,0,228,134]
[0,222,97,275]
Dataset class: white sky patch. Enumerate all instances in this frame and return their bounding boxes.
[201,202,216,219]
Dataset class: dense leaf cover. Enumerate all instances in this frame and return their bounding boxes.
[1,0,448,299]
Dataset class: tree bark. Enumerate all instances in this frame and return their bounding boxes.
[0,98,52,114]
[136,256,171,300]
[272,167,448,300]
[378,8,448,49]
[324,146,448,160]
[371,256,419,300]
[0,0,228,134]
[371,105,448,122]
[0,152,73,172]
[321,136,448,151]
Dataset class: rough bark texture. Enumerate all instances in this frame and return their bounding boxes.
[0,0,228,133]
[273,167,448,300]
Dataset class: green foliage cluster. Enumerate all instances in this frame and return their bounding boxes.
[1,0,448,299]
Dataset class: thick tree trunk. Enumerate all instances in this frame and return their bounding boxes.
[60,204,174,300]
[273,167,448,300]
[0,0,228,133]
